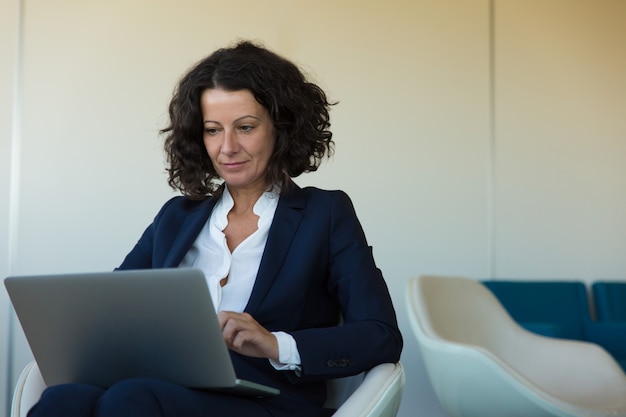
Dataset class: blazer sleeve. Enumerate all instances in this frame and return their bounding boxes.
[289,191,403,382]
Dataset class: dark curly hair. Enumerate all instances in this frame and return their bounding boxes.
[162,40,335,200]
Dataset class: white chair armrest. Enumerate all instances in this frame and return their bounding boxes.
[332,363,405,417]
[11,361,47,417]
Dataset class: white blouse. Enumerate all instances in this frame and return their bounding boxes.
[179,187,300,370]
[179,187,279,312]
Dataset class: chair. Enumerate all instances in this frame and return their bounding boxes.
[11,361,46,417]
[590,281,626,370]
[325,362,405,417]
[12,360,405,417]
[592,281,626,321]
[482,280,626,371]
[406,275,626,417]
[482,280,591,339]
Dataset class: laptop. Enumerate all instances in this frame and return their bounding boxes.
[4,268,279,397]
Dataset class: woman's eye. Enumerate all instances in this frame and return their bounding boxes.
[204,128,219,136]
[239,125,254,133]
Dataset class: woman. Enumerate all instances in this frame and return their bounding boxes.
[29,40,402,417]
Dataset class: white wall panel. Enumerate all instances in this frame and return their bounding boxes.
[1,0,21,413]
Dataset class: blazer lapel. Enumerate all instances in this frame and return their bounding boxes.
[245,184,306,313]
[162,197,218,268]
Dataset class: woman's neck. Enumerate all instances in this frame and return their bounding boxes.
[227,185,267,215]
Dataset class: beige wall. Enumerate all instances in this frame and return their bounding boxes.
[495,1,626,279]
[1,1,625,416]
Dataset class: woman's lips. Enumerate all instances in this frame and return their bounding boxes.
[221,161,246,170]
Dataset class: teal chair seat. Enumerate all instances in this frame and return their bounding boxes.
[482,280,590,340]
[593,281,626,321]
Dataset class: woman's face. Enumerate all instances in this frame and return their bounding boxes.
[201,88,275,194]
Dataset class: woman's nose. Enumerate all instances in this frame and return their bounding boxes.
[221,130,238,154]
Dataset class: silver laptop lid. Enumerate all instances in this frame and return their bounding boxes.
[5,268,278,396]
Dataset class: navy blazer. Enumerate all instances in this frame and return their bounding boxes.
[118,184,403,416]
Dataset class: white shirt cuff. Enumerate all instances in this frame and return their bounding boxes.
[269,331,301,373]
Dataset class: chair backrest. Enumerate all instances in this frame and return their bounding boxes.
[412,275,532,358]
[482,280,591,340]
[406,275,626,417]
[593,281,626,321]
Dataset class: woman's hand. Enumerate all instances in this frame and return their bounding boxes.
[217,311,279,361]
